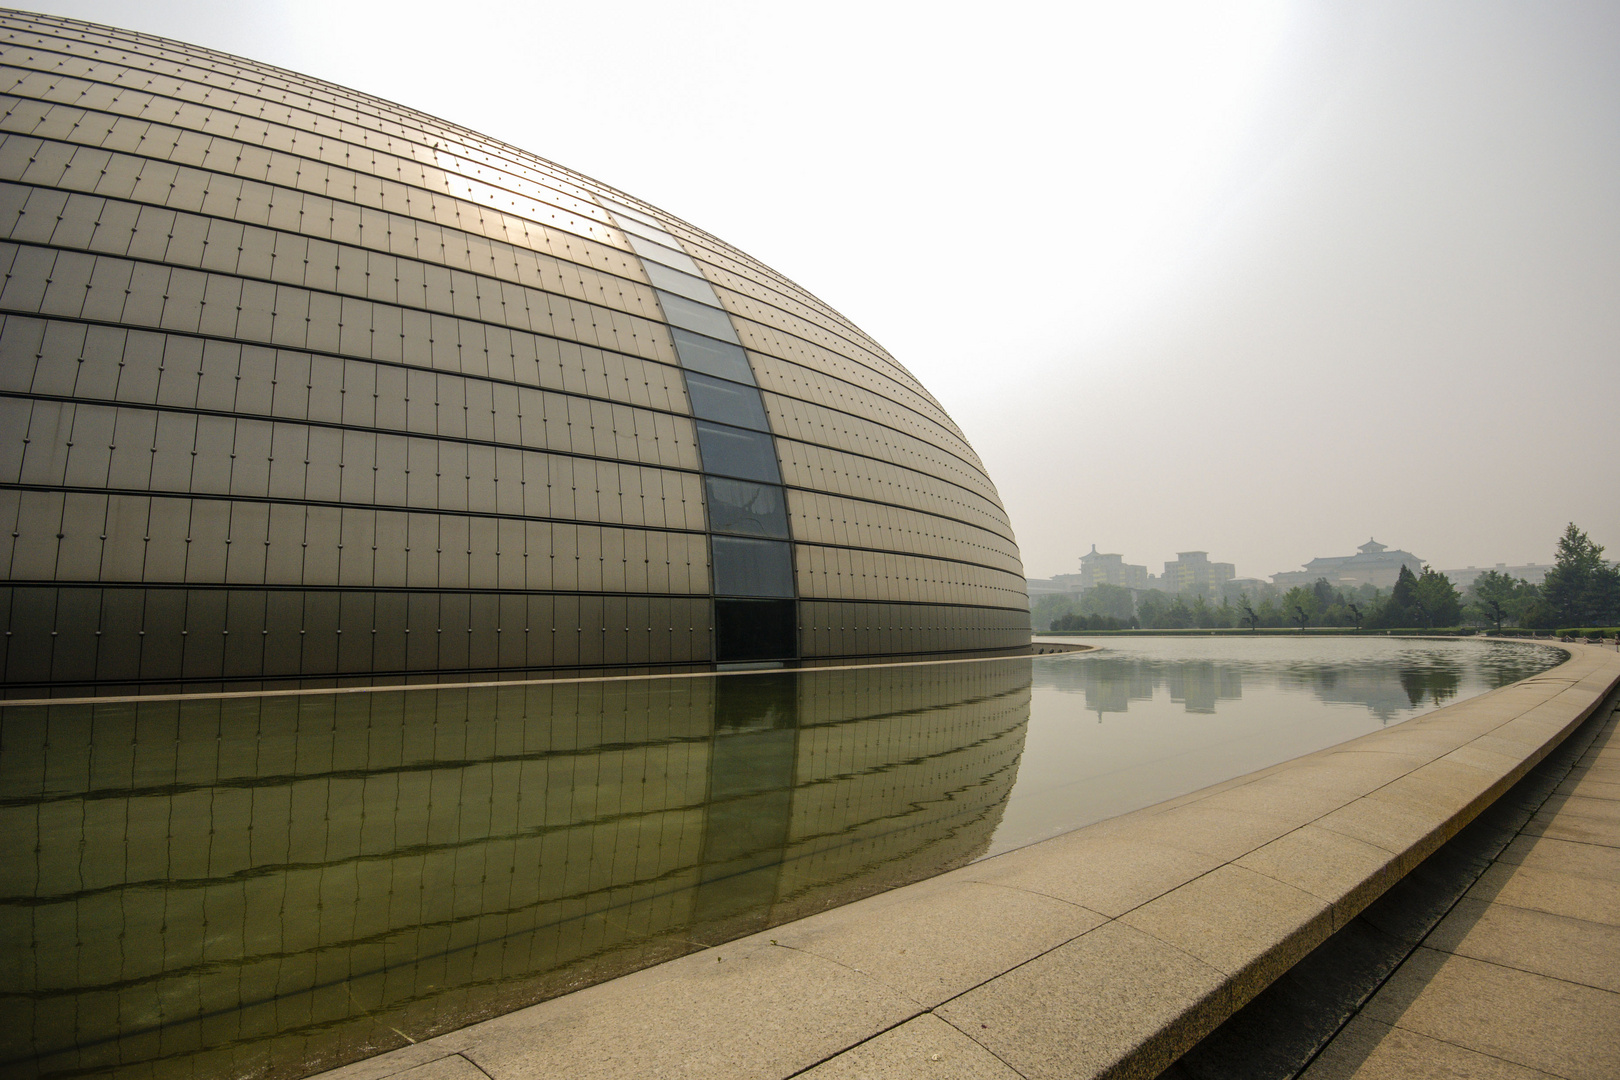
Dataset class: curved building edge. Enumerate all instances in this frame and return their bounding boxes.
[0,10,1032,695]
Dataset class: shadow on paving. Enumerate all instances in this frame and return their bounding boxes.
[1158,689,1619,1080]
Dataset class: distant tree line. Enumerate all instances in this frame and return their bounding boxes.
[1040,523,1620,632]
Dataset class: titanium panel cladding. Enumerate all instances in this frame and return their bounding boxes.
[0,10,1031,692]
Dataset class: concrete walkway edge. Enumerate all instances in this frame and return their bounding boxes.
[315,642,1620,1080]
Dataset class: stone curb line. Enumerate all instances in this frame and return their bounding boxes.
[315,643,1620,1080]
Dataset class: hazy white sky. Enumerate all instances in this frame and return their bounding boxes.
[22,0,1620,579]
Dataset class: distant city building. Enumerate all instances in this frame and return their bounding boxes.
[1025,574,1088,599]
[1160,551,1236,597]
[1079,546,1151,590]
[1441,564,1552,589]
[1223,578,1272,601]
[1272,539,1424,590]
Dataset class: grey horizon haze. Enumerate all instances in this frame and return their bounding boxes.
[16,0,1618,582]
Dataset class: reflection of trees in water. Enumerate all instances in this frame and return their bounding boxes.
[1399,657,1464,708]
[1472,643,1567,687]
[0,662,1031,1080]
[1039,643,1558,723]
[1276,661,1433,721]
[1038,656,1241,716]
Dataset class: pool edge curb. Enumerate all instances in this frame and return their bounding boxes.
[311,641,1620,1080]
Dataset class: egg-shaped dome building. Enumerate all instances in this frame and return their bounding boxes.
[0,11,1030,693]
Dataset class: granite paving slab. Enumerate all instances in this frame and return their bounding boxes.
[310,645,1620,1080]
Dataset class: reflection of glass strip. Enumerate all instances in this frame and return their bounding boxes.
[600,198,798,659]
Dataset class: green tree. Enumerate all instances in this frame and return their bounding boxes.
[1135,590,1169,628]
[1542,523,1620,627]
[1032,593,1081,631]
[1414,567,1462,628]
[1371,565,1421,628]
[1080,584,1136,622]
[1466,569,1531,630]
[1281,586,1319,626]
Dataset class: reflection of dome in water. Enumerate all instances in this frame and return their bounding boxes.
[1,661,1032,1074]
[0,12,1029,693]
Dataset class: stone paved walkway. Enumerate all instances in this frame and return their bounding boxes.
[1301,688,1620,1080]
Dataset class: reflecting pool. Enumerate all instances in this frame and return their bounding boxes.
[0,638,1561,1080]
[992,636,1561,852]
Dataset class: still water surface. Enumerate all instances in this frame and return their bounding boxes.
[0,638,1560,1080]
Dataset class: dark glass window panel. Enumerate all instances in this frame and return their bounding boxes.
[234,346,276,415]
[405,591,440,671]
[179,588,227,680]
[645,262,715,306]
[685,372,769,432]
[95,586,144,681]
[625,232,702,276]
[54,195,102,250]
[601,198,662,229]
[184,499,230,583]
[40,251,94,317]
[227,419,272,498]
[497,593,527,667]
[0,184,31,236]
[79,325,127,399]
[62,406,115,488]
[201,218,245,273]
[56,493,106,580]
[83,257,135,324]
[714,598,796,662]
[609,210,680,248]
[145,499,190,581]
[0,316,46,394]
[711,536,794,598]
[304,427,343,503]
[469,593,501,669]
[101,494,150,581]
[373,433,407,506]
[307,357,344,425]
[266,423,308,501]
[657,291,736,342]
[438,592,470,669]
[340,359,376,427]
[0,397,28,483]
[35,320,88,397]
[372,511,407,587]
[156,336,203,409]
[138,588,186,681]
[164,214,209,267]
[337,591,373,674]
[374,366,407,430]
[671,328,754,384]
[190,415,234,493]
[225,502,269,585]
[300,590,340,674]
[221,590,267,679]
[19,399,70,485]
[194,339,241,411]
[705,478,789,539]
[372,590,408,673]
[2,245,54,311]
[695,422,780,484]
[160,268,206,333]
[51,588,101,683]
[88,198,139,255]
[261,590,304,676]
